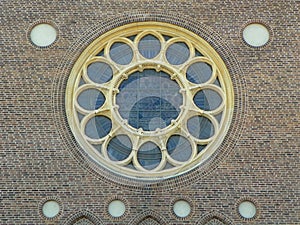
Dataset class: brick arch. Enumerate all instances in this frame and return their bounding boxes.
[129,210,168,225]
[62,210,103,225]
[196,211,233,225]
[138,216,161,225]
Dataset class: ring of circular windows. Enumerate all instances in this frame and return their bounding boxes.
[66,22,233,180]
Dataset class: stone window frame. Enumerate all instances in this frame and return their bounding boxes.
[65,21,234,180]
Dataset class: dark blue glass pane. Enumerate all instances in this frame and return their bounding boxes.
[167,135,192,162]
[166,42,190,65]
[116,69,183,131]
[197,144,206,154]
[214,77,221,87]
[109,42,133,65]
[137,142,161,170]
[163,35,172,41]
[96,49,104,56]
[77,112,84,122]
[85,116,112,139]
[138,34,161,59]
[92,144,102,152]
[187,62,212,84]
[215,112,223,123]
[77,89,105,110]
[195,49,204,57]
[79,78,85,86]
[107,135,132,161]
[127,35,136,41]
[187,116,214,139]
[193,89,222,111]
[87,62,113,84]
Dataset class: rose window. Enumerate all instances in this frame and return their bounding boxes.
[66,22,234,179]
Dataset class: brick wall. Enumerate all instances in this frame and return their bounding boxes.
[1,0,299,224]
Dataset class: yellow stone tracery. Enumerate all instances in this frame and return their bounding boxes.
[66,22,234,179]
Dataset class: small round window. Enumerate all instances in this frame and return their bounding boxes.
[66,22,234,180]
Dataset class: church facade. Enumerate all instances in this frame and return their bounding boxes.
[1,1,299,224]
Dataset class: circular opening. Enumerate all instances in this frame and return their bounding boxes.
[194,89,222,111]
[108,200,126,218]
[42,200,60,218]
[110,42,133,65]
[187,116,214,139]
[137,142,162,170]
[66,22,234,180]
[85,116,112,139]
[243,23,270,47]
[116,69,183,131]
[173,200,191,218]
[77,89,105,110]
[238,200,257,219]
[30,23,57,47]
[166,42,190,65]
[107,135,132,161]
[167,135,192,162]
[87,62,113,84]
[138,34,161,58]
[186,62,212,84]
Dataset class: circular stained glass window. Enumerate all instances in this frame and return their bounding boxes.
[66,22,234,180]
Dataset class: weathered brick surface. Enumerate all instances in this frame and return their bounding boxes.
[1,1,299,224]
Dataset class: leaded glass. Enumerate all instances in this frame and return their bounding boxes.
[137,142,162,170]
[77,89,105,110]
[187,116,214,139]
[110,42,133,65]
[167,135,192,162]
[186,62,212,84]
[87,62,113,84]
[107,135,132,161]
[193,89,222,111]
[117,69,182,131]
[138,34,161,59]
[166,42,190,65]
[85,116,112,139]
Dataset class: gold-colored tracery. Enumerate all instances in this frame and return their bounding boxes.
[66,22,234,180]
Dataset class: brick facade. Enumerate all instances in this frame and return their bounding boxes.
[1,1,299,224]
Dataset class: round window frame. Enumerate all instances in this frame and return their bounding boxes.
[65,22,234,181]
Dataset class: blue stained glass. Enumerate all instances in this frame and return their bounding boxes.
[137,142,161,170]
[119,75,139,90]
[163,35,172,41]
[77,89,105,110]
[138,34,161,59]
[110,42,133,65]
[187,116,214,139]
[195,49,204,57]
[107,135,132,161]
[214,77,221,87]
[193,89,222,111]
[187,62,212,84]
[116,69,183,131]
[96,49,104,56]
[167,135,192,162]
[77,112,84,122]
[197,144,207,153]
[127,35,137,41]
[87,62,113,84]
[215,113,223,123]
[166,42,190,65]
[85,116,112,139]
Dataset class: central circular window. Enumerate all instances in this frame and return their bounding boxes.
[116,69,183,131]
[66,22,234,180]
